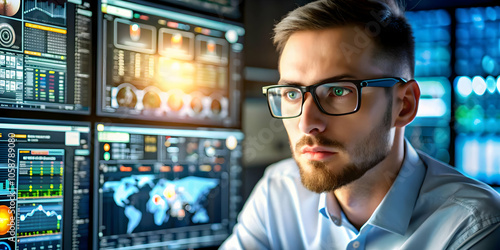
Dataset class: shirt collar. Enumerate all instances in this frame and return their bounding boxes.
[319,192,342,226]
[318,139,427,235]
[366,139,426,235]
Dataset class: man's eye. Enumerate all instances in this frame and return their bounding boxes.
[285,91,300,100]
[330,87,351,97]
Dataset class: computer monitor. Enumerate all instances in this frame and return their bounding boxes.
[97,0,245,127]
[0,1,93,114]
[0,118,91,249]
[94,123,244,249]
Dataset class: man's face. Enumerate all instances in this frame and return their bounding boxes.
[279,26,396,193]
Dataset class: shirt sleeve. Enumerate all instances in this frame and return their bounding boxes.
[219,174,272,250]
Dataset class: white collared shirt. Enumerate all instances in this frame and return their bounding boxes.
[221,140,500,249]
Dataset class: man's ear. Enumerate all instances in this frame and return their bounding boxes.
[394,80,420,127]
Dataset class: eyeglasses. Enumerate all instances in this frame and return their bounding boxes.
[262,77,406,119]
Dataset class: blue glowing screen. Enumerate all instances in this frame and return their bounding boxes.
[454,7,500,185]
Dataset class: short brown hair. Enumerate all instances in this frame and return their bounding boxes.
[273,0,415,78]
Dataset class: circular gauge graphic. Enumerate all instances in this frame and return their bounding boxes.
[167,94,184,112]
[143,91,161,109]
[0,0,20,17]
[0,241,12,250]
[190,96,203,114]
[211,99,222,115]
[116,86,137,108]
[0,23,15,47]
[0,205,12,235]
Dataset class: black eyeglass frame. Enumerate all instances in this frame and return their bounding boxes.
[262,77,407,119]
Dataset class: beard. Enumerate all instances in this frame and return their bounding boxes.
[292,98,393,193]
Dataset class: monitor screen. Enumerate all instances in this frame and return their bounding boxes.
[455,134,500,185]
[0,118,91,249]
[157,0,243,21]
[405,77,452,163]
[94,123,244,249]
[405,9,453,164]
[406,9,452,77]
[97,0,245,127]
[0,0,93,114]
[453,6,500,185]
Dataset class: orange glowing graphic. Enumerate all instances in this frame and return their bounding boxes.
[190,97,203,114]
[143,91,161,109]
[168,94,183,111]
[177,209,186,218]
[207,40,216,54]
[152,194,164,205]
[103,143,110,152]
[214,165,222,172]
[160,166,171,172]
[163,185,176,200]
[130,23,141,42]
[211,99,222,114]
[157,58,195,91]
[171,33,183,49]
[0,205,12,235]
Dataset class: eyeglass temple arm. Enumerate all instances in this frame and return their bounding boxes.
[363,78,407,87]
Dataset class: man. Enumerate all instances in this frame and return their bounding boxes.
[221,0,500,249]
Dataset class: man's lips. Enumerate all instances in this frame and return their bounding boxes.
[300,146,338,161]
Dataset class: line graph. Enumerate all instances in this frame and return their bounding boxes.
[24,0,67,26]
[17,203,62,235]
[20,204,62,221]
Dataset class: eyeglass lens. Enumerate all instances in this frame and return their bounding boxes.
[266,82,359,118]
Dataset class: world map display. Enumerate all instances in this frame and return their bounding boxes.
[102,175,219,234]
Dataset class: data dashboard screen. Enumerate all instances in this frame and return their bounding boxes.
[0,0,93,114]
[98,0,245,127]
[0,118,91,250]
[95,123,243,249]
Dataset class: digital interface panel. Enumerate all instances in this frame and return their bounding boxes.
[0,0,93,114]
[95,123,243,249]
[0,118,91,250]
[98,0,245,127]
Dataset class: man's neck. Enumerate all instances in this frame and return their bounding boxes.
[331,132,406,231]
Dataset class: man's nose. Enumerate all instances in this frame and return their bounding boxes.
[298,92,327,135]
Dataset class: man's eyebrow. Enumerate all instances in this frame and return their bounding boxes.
[278,74,357,86]
[278,80,300,86]
[317,74,357,84]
